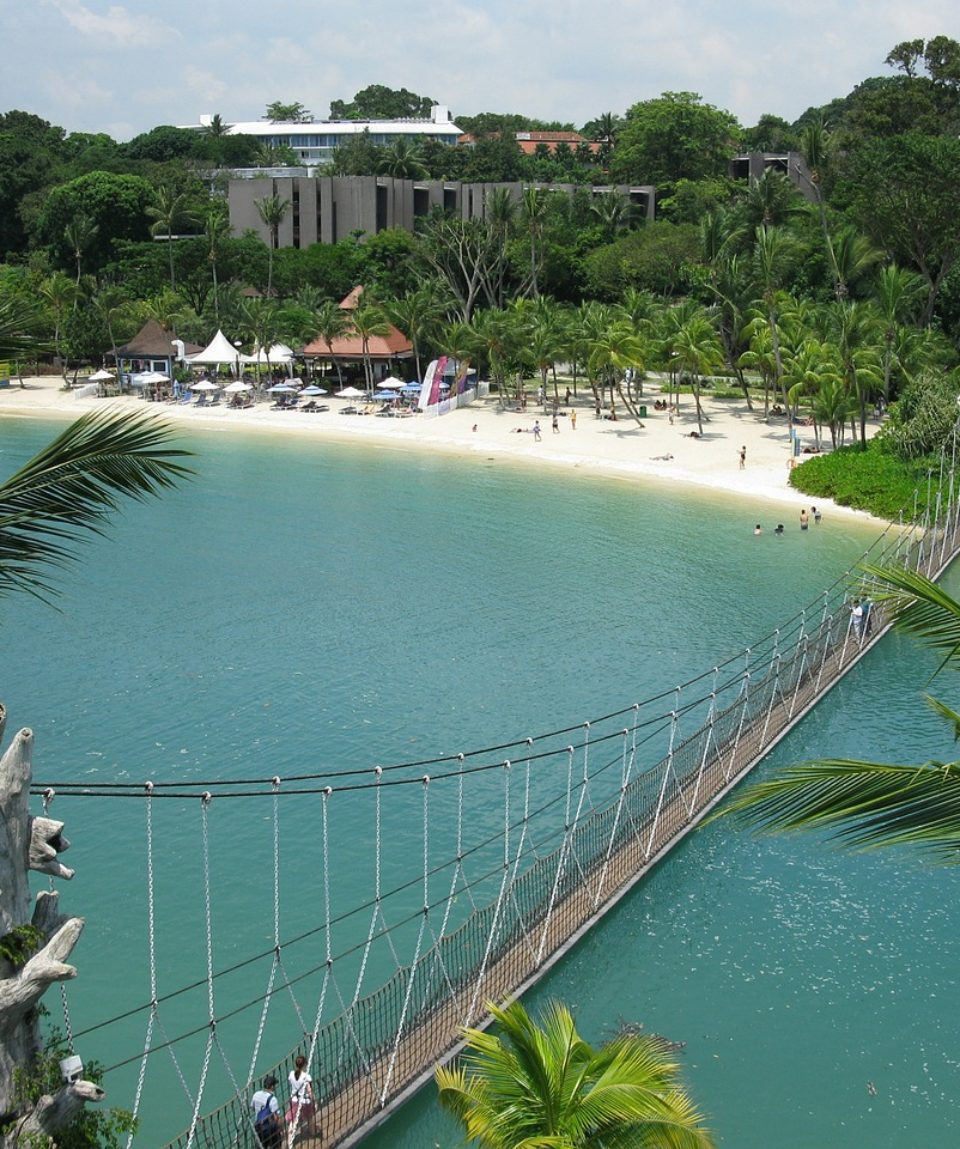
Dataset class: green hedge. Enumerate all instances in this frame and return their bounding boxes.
[789,444,945,521]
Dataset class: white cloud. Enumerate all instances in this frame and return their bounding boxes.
[45,0,180,48]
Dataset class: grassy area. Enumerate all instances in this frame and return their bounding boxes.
[789,443,946,521]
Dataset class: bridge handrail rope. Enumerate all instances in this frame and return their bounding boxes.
[32,442,960,1149]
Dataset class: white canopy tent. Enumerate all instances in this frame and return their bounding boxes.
[187,330,247,368]
[249,343,294,365]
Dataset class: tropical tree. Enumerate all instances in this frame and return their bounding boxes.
[349,299,390,392]
[38,272,79,377]
[436,999,713,1149]
[0,293,46,366]
[873,263,925,402]
[752,225,798,422]
[826,300,884,448]
[147,186,196,291]
[376,137,428,179]
[63,213,98,293]
[203,204,231,326]
[722,563,960,861]
[264,100,311,123]
[385,287,446,382]
[254,193,291,297]
[519,187,549,299]
[312,300,351,387]
[668,309,723,435]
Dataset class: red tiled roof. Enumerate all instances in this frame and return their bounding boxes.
[302,287,412,358]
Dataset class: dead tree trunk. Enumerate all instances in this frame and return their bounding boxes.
[0,704,105,1145]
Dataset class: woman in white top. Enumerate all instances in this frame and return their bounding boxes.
[285,1055,316,1140]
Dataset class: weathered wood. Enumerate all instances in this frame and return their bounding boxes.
[0,716,102,1145]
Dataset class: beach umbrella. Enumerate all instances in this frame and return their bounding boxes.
[400,382,422,392]
[267,383,297,394]
[190,379,220,392]
[380,375,405,387]
[336,386,365,399]
[88,369,115,382]
[300,385,328,396]
[373,390,400,400]
[223,380,252,393]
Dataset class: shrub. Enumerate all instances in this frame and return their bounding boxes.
[790,443,944,521]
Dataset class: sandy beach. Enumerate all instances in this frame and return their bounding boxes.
[0,376,880,523]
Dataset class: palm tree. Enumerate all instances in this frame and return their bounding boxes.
[203,205,231,326]
[348,300,390,393]
[826,300,883,448]
[668,310,723,436]
[312,300,351,388]
[486,187,517,309]
[753,225,798,424]
[722,563,960,861]
[873,264,924,402]
[520,187,548,299]
[376,138,428,179]
[590,190,632,242]
[436,999,713,1149]
[254,193,291,297]
[0,294,45,365]
[739,169,804,229]
[63,213,98,295]
[0,410,191,604]
[147,186,196,291]
[385,287,445,382]
[38,272,79,378]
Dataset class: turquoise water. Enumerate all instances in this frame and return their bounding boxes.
[1,415,955,1146]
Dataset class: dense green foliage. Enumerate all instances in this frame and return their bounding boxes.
[790,443,944,519]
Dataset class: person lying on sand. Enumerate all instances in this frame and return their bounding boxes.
[650,453,674,461]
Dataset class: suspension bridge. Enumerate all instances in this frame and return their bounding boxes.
[23,451,960,1149]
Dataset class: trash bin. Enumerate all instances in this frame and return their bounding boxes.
[639,405,648,418]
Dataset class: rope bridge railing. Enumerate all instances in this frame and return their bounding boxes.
[30,445,960,1149]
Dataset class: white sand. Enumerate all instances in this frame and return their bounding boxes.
[0,376,881,524]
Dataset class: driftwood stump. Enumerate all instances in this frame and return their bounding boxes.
[0,705,104,1144]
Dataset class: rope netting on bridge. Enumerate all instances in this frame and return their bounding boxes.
[28,447,960,1149]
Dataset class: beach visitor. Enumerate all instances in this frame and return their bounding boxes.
[595,400,602,419]
[754,524,762,535]
[774,523,784,535]
[552,413,560,434]
[472,424,478,432]
[533,420,542,442]
[813,505,822,524]
[800,508,810,530]
[739,445,746,469]
[570,409,577,430]
[252,1074,283,1148]
[286,1055,317,1140]
[565,388,571,405]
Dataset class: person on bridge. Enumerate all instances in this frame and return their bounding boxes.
[286,1055,317,1141]
[252,1074,283,1148]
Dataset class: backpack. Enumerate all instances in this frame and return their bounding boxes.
[254,1093,279,1144]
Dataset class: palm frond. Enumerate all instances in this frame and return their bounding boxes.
[0,410,192,604]
[722,758,960,860]
[859,562,960,673]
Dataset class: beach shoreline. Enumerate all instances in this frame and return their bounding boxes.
[0,376,883,525]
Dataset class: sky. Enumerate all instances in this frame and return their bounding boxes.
[1,0,958,140]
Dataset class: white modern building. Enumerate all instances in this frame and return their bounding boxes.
[194,105,462,169]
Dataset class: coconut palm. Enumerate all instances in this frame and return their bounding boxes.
[486,186,517,310]
[0,410,191,604]
[63,213,98,294]
[37,272,79,378]
[873,264,925,402]
[349,300,391,393]
[826,300,883,448]
[147,186,196,291]
[254,193,291,297]
[739,169,804,230]
[203,205,231,326]
[385,287,446,382]
[376,138,428,179]
[436,998,713,1149]
[752,225,798,423]
[520,187,548,299]
[668,310,723,436]
[722,563,960,860]
[312,300,351,388]
[590,190,633,242]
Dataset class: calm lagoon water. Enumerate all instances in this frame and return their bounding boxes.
[1,415,956,1147]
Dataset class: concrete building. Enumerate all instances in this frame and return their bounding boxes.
[229,176,656,248]
[729,152,817,202]
[195,106,462,170]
